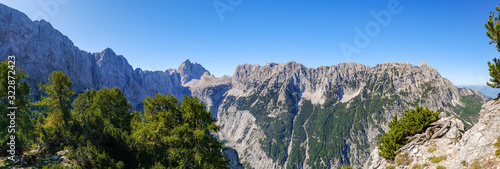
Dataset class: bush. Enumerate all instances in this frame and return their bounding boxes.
[66,141,124,168]
[429,156,446,163]
[436,165,446,169]
[411,163,422,169]
[428,147,436,153]
[340,164,353,169]
[378,107,440,160]
[495,136,500,157]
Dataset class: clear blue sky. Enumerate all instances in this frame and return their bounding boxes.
[1,0,499,85]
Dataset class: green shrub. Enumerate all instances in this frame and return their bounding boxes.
[436,165,446,169]
[378,107,440,160]
[428,147,436,153]
[386,166,396,169]
[495,136,500,157]
[429,156,447,163]
[411,163,422,169]
[340,164,353,169]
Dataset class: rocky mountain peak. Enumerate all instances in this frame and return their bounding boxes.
[177,59,210,85]
[418,61,428,67]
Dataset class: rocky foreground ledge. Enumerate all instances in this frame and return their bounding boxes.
[365,99,500,169]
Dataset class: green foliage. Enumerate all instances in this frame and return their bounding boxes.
[36,71,75,127]
[450,95,485,129]
[236,81,296,165]
[340,164,353,169]
[132,93,228,169]
[150,162,166,169]
[487,58,500,88]
[436,165,446,169]
[495,136,500,157]
[34,71,79,151]
[378,107,440,160]
[0,60,35,155]
[411,163,422,169]
[427,147,436,153]
[386,166,396,169]
[67,141,124,168]
[25,71,228,168]
[485,2,500,88]
[429,156,446,163]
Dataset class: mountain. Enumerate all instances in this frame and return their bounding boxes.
[0,3,212,107]
[187,61,489,168]
[366,99,500,169]
[0,3,491,169]
[456,85,500,99]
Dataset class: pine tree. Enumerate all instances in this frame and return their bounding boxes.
[378,107,439,160]
[135,94,229,168]
[37,71,75,127]
[0,60,35,155]
[485,2,500,89]
[35,71,76,149]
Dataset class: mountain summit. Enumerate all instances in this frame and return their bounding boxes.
[177,59,210,85]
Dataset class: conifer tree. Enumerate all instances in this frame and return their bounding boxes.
[0,60,35,155]
[485,2,500,88]
[35,71,76,148]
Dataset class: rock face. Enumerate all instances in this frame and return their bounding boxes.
[0,3,493,169]
[366,99,500,169]
[186,61,489,168]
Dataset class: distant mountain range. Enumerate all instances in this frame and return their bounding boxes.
[456,85,500,99]
[0,3,491,168]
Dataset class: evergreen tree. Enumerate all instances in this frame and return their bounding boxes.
[71,87,132,166]
[134,94,228,168]
[485,2,500,88]
[378,107,439,160]
[35,71,76,149]
[0,59,35,155]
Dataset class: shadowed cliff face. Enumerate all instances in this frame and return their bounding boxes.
[0,3,491,169]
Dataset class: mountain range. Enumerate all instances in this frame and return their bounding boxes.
[0,3,494,168]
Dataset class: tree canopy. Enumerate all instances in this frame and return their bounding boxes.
[7,70,229,168]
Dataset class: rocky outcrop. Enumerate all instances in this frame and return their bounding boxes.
[366,99,500,169]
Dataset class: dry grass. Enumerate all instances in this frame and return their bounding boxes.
[395,153,413,166]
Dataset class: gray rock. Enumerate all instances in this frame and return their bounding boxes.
[224,148,244,169]
[365,99,500,169]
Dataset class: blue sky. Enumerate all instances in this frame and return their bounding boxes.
[1,0,499,85]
